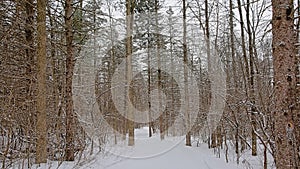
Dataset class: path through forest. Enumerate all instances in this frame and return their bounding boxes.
[67,128,241,169]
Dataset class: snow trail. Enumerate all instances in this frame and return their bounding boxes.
[80,127,240,169]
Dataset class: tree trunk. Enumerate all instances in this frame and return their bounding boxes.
[237,0,250,94]
[36,0,47,164]
[295,0,300,164]
[229,0,241,162]
[167,7,175,137]
[147,12,152,138]
[24,0,36,162]
[237,0,251,154]
[152,0,164,141]
[126,0,134,146]
[183,0,191,146]
[65,0,75,161]
[246,0,257,156]
[272,0,299,168]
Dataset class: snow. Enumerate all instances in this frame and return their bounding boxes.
[30,127,241,169]
[17,127,277,169]
[101,143,241,169]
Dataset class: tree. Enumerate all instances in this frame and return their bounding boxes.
[228,0,241,162]
[36,0,47,164]
[236,0,252,155]
[183,0,191,146]
[272,0,299,168]
[65,0,75,161]
[246,0,257,156]
[126,0,135,146]
[134,0,165,138]
[154,0,165,141]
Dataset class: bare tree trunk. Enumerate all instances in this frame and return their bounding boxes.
[264,144,267,169]
[25,0,35,77]
[237,0,250,154]
[106,0,118,145]
[65,0,75,161]
[36,0,47,164]
[229,0,241,162]
[24,0,36,162]
[126,0,134,146]
[246,0,257,156]
[167,7,175,137]
[272,0,299,168]
[90,0,97,154]
[147,12,153,137]
[237,0,250,94]
[204,0,210,71]
[183,0,191,146]
[204,0,216,149]
[214,2,223,149]
[47,2,61,148]
[152,0,164,140]
[295,0,300,163]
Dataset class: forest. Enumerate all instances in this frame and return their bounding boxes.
[0,0,299,169]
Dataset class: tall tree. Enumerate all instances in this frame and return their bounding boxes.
[272,0,299,168]
[204,0,215,148]
[229,0,240,162]
[183,0,191,146]
[36,0,47,164]
[146,4,153,138]
[237,0,250,94]
[167,6,175,137]
[126,0,135,146]
[65,0,75,161]
[237,0,250,154]
[154,0,165,141]
[246,0,257,156]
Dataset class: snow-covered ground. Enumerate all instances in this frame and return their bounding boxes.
[29,127,241,169]
[27,127,276,169]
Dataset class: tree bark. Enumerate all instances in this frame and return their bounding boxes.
[237,0,250,94]
[65,0,75,161]
[36,0,47,164]
[147,10,153,137]
[246,0,257,156]
[272,0,299,168]
[183,0,191,146]
[237,0,251,154]
[229,0,241,162]
[126,0,135,146]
